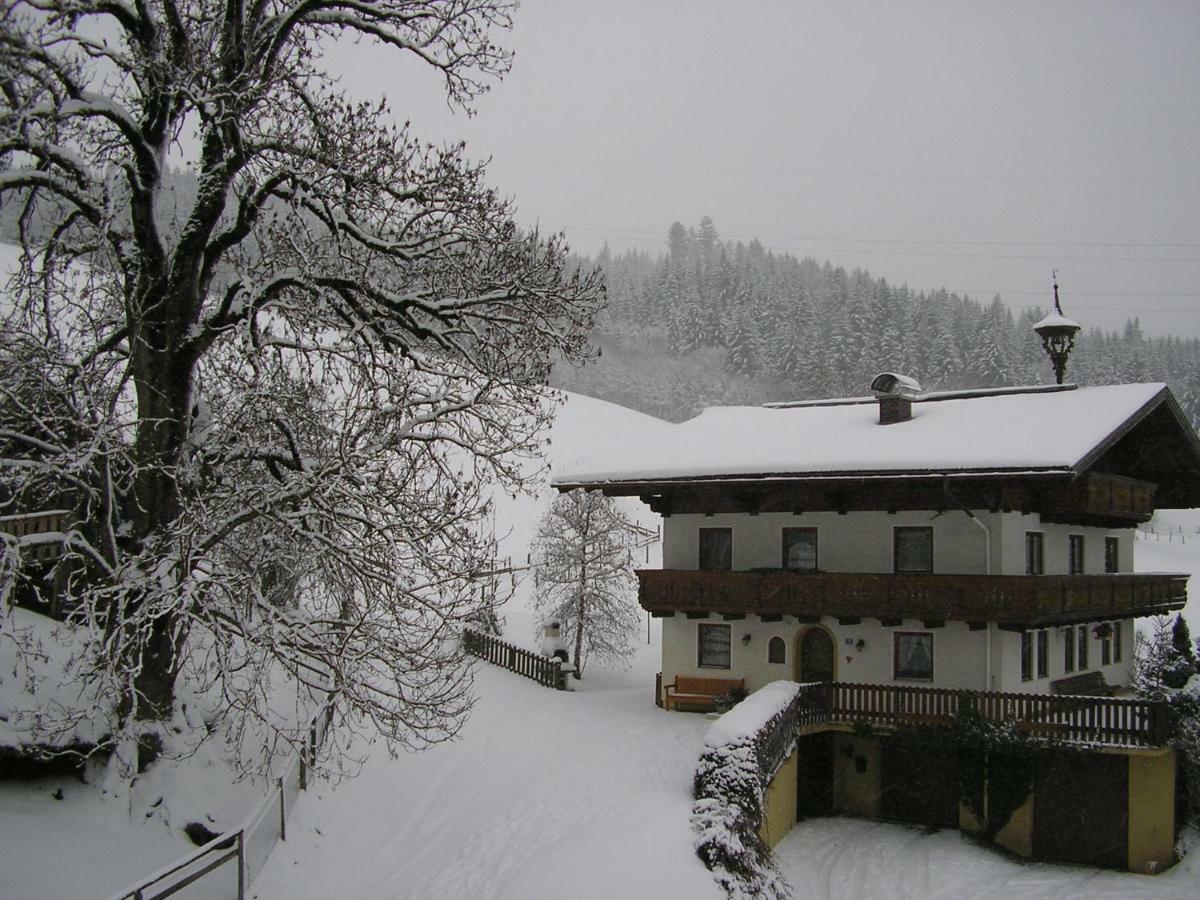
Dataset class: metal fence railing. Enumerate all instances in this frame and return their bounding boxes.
[109,702,334,900]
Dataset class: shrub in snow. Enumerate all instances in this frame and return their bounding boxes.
[691,681,799,900]
[1134,616,1200,826]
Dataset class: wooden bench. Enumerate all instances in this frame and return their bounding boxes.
[1050,671,1119,697]
[663,676,745,711]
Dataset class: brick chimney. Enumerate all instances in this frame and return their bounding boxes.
[870,373,922,424]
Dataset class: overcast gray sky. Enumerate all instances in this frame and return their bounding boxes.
[330,0,1200,338]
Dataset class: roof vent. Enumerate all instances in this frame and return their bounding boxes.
[870,373,922,424]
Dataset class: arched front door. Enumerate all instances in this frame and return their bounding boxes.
[796,627,836,683]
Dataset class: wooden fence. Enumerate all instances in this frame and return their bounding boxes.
[821,682,1168,748]
[462,628,567,690]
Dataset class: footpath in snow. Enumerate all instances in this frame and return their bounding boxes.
[252,643,720,899]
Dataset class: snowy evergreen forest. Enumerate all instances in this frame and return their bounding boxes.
[555,218,1200,427]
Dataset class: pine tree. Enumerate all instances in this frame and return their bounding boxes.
[531,492,641,679]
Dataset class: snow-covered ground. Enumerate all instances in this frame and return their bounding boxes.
[777,818,1200,899]
[4,393,1200,900]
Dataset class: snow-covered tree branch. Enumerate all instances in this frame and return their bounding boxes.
[531,491,640,678]
[0,0,603,778]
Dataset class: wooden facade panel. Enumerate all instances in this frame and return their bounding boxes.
[880,737,960,828]
[1034,751,1129,869]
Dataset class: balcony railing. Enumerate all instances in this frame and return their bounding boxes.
[638,569,1187,627]
[791,681,1168,748]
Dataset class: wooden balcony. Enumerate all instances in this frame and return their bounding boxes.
[638,569,1187,627]
[790,681,1169,749]
[1042,472,1156,525]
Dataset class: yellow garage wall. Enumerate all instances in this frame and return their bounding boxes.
[760,750,799,849]
[1128,750,1176,874]
[832,733,881,819]
[994,793,1034,858]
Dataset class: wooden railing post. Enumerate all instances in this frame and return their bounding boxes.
[237,830,246,900]
[278,776,286,842]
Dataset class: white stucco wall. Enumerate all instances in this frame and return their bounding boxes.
[664,510,1134,577]
[993,619,1134,693]
[663,510,996,574]
[661,613,995,694]
[657,509,1139,695]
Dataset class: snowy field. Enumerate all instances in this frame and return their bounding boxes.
[3,393,1200,899]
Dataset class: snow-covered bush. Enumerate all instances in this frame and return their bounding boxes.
[691,682,799,900]
[1134,616,1200,825]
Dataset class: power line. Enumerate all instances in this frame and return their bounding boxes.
[556,225,1200,262]
[560,223,1200,250]
[500,154,1200,188]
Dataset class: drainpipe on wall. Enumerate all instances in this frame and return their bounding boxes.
[961,510,995,691]
[944,477,995,690]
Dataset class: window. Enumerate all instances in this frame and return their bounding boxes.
[768,636,786,665]
[1021,632,1033,681]
[698,528,732,571]
[1063,626,1076,673]
[1101,625,1112,666]
[1037,630,1049,679]
[1113,621,1123,663]
[698,624,732,668]
[1025,532,1045,575]
[894,632,934,681]
[1077,624,1089,670]
[1068,534,1085,575]
[1105,537,1120,574]
[782,528,818,571]
[894,527,933,574]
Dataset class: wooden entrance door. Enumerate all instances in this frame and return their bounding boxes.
[797,628,835,683]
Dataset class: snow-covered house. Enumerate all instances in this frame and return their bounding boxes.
[555,380,1198,699]
[554,378,1200,871]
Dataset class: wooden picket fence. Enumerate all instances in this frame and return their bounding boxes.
[462,627,567,690]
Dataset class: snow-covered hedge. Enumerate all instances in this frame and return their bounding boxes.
[691,681,801,900]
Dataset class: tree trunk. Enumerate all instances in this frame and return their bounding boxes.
[572,600,585,680]
[122,294,200,722]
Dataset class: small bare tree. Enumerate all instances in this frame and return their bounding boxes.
[0,0,602,779]
[532,490,639,679]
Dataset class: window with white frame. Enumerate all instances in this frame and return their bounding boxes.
[782,528,818,571]
[1104,536,1120,574]
[894,527,933,574]
[1025,532,1044,575]
[893,632,933,681]
[698,623,732,668]
[1068,534,1085,575]
[768,636,786,665]
[698,528,732,571]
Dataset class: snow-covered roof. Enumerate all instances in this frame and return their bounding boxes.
[553,382,1174,485]
[1033,311,1082,331]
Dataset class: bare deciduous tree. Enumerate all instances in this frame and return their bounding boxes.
[0,0,602,777]
[531,490,640,679]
